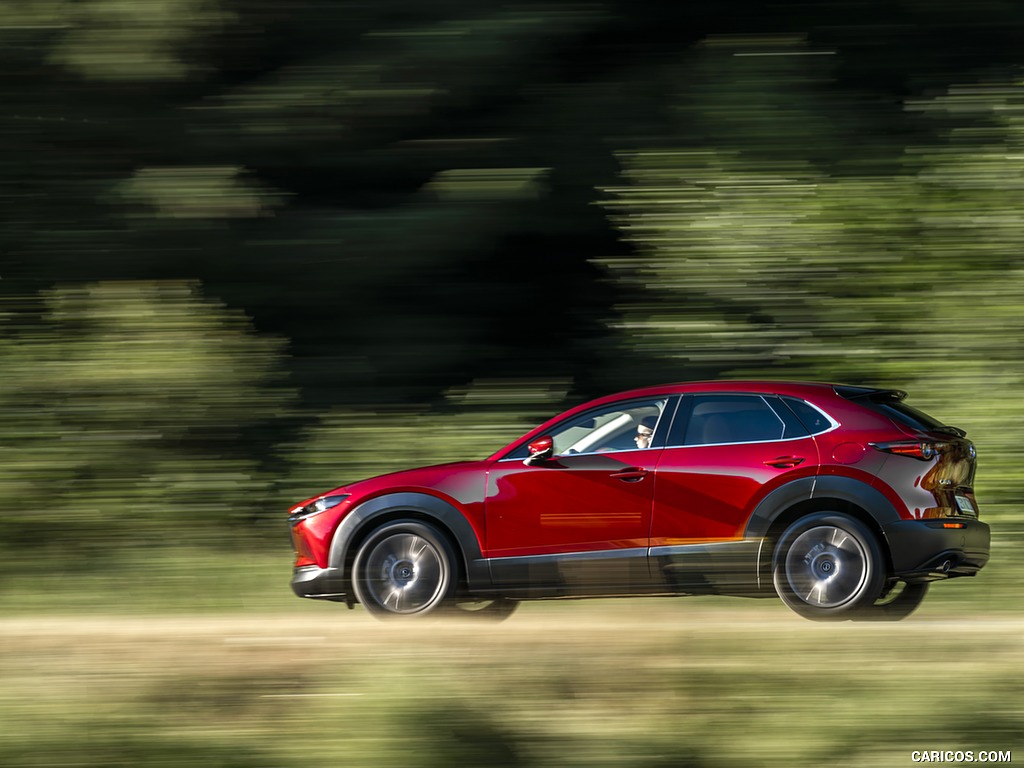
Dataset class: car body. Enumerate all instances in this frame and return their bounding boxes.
[288,381,990,620]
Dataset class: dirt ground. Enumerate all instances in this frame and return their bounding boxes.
[2,602,1021,767]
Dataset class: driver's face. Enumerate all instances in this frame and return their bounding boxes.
[634,427,654,448]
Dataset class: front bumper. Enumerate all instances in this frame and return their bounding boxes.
[883,518,990,581]
[291,566,348,602]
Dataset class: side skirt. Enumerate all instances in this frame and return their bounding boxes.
[650,540,764,597]
[475,540,767,599]
[486,548,656,598]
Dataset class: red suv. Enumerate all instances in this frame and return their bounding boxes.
[288,382,989,621]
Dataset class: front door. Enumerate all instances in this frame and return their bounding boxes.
[485,397,671,592]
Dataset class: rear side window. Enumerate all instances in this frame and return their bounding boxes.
[767,396,810,439]
[781,398,835,436]
[674,395,808,446]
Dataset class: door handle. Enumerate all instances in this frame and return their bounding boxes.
[764,456,805,468]
[610,468,649,482]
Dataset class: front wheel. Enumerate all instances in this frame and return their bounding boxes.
[351,521,457,618]
[772,513,886,621]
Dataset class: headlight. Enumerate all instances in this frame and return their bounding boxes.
[289,494,349,524]
[311,495,347,514]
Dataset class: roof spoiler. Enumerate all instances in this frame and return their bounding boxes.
[833,385,908,402]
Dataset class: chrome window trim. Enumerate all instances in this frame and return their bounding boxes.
[760,394,787,436]
[668,393,842,449]
[661,433,820,450]
[494,393,841,459]
[494,444,662,463]
[495,395,674,461]
[780,397,841,437]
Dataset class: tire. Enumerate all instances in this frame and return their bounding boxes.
[448,597,520,622]
[351,520,457,618]
[772,513,886,621]
[852,581,929,622]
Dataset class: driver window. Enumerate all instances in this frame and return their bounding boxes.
[550,399,667,456]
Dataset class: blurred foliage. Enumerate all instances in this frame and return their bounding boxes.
[4,6,1023,766]
[280,378,569,502]
[2,0,1024,560]
[49,0,234,82]
[0,282,292,553]
[601,52,1024,513]
[2,607,1021,765]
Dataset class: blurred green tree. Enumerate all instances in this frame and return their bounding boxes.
[280,378,568,502]
[0,282,293,556]
[600,47,1024,515]
[4,0,1024,547]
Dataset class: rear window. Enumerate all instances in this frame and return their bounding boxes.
[834,387,953,435]
[868,400,947,433]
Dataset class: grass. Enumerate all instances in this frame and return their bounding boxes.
[0,530,1020,767]
[0,544,305,615]
[1,603,1021,767]
[0,524,1020,615]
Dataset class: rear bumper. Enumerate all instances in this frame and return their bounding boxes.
[291,566,348,602]
[883,518,990,581]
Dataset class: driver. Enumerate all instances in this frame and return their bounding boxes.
[634,415,658,449]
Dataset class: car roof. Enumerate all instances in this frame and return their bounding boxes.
[588,380,840,404]
[487,380,846,460]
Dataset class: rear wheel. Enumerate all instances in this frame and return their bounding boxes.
[772,513,885,621]
[852,581,929,621]
[351,521,457,618]
[448,597,519,621]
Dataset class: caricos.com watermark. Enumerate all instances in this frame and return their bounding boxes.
[911,751,1012,763]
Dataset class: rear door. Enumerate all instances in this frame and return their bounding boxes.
[650,394,821,589]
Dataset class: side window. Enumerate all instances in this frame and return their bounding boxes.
[506,399,669,459]
[675,395,797,446]
[782,397,835,436]
[549,398,667,455]
[497,398,665,459]
[765,396,809,439]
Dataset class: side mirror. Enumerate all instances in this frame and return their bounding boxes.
[524,435,554,465]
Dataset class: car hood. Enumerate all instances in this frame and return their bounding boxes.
[323,459,490,500]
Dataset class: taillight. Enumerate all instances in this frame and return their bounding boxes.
[870,441,944,460]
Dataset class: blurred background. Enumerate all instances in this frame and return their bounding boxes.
[1,0,1022,765]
